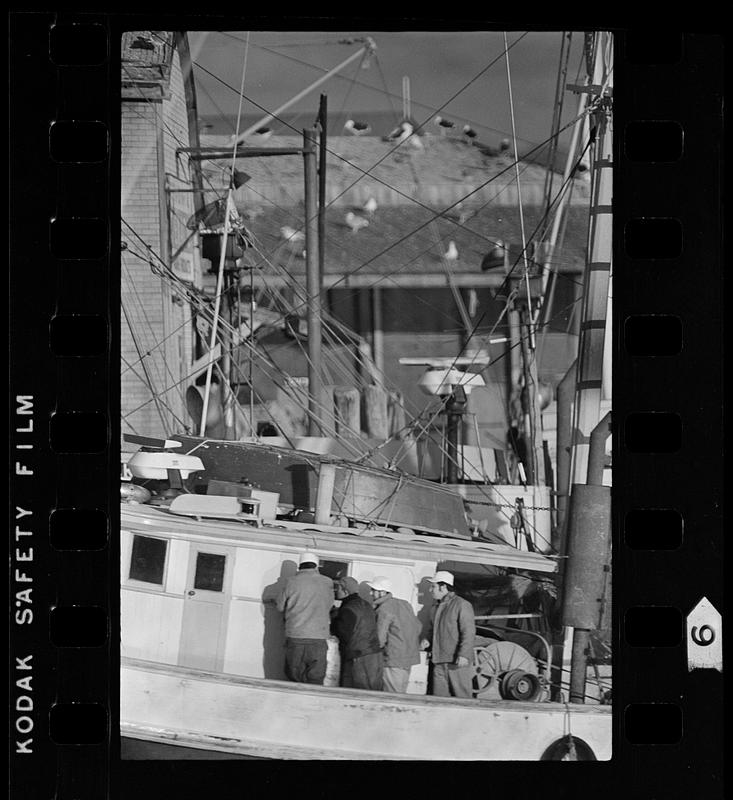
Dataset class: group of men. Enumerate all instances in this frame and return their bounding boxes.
[274,551,476,698]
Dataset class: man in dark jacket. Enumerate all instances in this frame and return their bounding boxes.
[331,576,384,690]
[367,576,422,693]
[424,570,475,698]
[276,551,335,685]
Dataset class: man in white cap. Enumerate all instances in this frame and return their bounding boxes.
[331,576,383,690]
[276,551,335,685]
[367,576,422,694]
[424,570,475,698]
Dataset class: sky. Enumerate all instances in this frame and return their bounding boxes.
[187,30,588,156]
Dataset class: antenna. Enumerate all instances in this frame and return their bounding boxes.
[402,76,411,120]
[398,355,489,397]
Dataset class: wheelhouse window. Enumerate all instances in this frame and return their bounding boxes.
[318,560,350,581]
[128,535,167,585]
[193,552,226,592]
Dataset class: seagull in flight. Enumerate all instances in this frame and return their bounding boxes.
[344,119,371,135]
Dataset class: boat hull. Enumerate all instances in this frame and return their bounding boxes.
[121,658,611,761]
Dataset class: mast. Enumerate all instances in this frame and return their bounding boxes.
[303,127,323,435]
[502,33,545,488]
[569,34,613,487]
[199,190,235,437]
[561,30,613,704]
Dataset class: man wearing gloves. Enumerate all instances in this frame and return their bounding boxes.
[331,576,383,690]
[367,576,422,693]
[424,571,475,698]
[276,551,334,685]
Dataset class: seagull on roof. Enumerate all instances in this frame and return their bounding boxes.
[444,241,459,261]
[251,126,273,141]
[383,121,414,145]
[344,119,371,135]
[363,197,378,215]
[280,226,304,243]
[434,116,455,134]
[462,124,478,141]
[345,211,369,233]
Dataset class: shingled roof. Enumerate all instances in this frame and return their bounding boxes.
[199,133,591,211]
[234,203,589,285]
[193,134,590,285]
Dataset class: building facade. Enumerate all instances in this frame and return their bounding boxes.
[121,31,202,440]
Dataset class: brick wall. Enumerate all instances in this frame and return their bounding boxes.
[121,37,201,441]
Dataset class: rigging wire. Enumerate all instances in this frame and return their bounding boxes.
[122,258,189,411]
[123,33,601,548]
[123,214,581,549]
[331,48,369,136]
[175,31,586,292]
[123,122,592,471]
[215,32,544,149]
[123,116,591,427]
[541,32,575,230]
[374,54,401,127]
[190,52,590,296]
[123,223,372,456]
[502,32,533,336]
[121,297,173,436]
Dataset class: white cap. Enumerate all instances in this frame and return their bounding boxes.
[366,576,393,593]
[299,551,319,566]
[428,570,454,586]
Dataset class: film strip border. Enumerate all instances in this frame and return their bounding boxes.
[10,15,114,800]
[614,29,723,788]
[8,19,724,798]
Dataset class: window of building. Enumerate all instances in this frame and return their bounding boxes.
[128,535,168,585]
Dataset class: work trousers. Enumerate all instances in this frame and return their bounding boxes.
[382,666,411,694]
[285,637,328,685]
[340,651,383,690]
[431,662,473,698]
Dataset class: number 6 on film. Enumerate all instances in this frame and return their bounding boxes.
[686,597,723,672]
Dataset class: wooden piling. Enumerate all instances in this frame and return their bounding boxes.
[363,385,389,440]
[388,390,406,438]
[315,463,337,524]
[334,386,361,436]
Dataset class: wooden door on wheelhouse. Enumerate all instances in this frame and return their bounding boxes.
[178,543,234,671]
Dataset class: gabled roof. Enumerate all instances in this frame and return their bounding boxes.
[235,203,589,282]
[192,133,590,286]
[199,133,591,211]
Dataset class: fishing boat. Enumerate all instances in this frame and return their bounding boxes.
[120,455,610,760]
[120,29,613,759]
